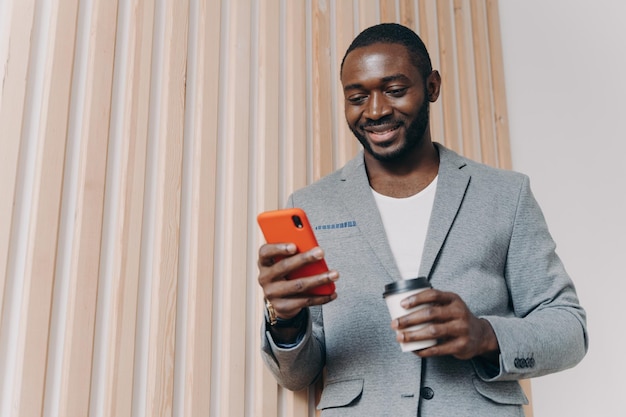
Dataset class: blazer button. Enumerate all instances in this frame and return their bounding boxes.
[420,387,435,400]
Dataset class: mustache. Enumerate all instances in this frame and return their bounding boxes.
[360,116,400,129]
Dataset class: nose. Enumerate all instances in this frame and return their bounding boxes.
[364,92,391,120]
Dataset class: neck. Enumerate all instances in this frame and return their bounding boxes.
[365,139,439,198]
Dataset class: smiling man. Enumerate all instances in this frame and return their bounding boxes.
[257,23,588,417]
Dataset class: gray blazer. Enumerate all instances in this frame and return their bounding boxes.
[261,144,588,417]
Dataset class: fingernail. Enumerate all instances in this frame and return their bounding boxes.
[401,298,410,308]
[328,271,339,281]
[311,247,323,258]
[285,243,296,253]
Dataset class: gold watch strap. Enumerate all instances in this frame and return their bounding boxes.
[265,299,278,326]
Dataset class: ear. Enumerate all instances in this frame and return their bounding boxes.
[426,70,441,102]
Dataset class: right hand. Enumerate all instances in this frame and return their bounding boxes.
[257,243,339,320]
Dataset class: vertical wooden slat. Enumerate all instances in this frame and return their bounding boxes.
[436,0,461,153]
[453,0,481,162]
[521,378,534,417]
[399,0,417,30]
[213,0,251,416]
[16,0,79,416]
[379,0,397,23]
[91,0,153,416]
[470,0,497,166]
[357,0,379,30]
[256,0,281,219]
[108,0,154,416]
[283,389,310,417]
[179,0,218,414]
[486,0,511,170]
[56,1,118,416]
[311,0,334,180]
[0,1,36,415]
[143,0,189,415]
[0,0,36,331]
[282,0,308,201]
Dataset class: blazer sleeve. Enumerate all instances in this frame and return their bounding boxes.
[476,175,589,381]
[260,305,326,391]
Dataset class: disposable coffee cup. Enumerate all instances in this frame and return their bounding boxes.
[383,277,437,352]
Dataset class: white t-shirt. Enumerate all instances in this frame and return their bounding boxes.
[371,176,438,279]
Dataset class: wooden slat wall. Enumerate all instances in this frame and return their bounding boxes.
[0,1,528,416]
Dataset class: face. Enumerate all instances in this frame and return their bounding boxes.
[341,43,436,162]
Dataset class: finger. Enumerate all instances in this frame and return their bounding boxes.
[416,337,474,360]
[398,297,472,331]
[400,289,457,309]
[269,292,338,319]
[274,246,325,275]
[397,318,470,349]
[260,246,325,284]
[393,304,440,329]
[397,321,441,344]
[264,270,339,300]
[258,243,297,267]
[403,319,480,359]
[287,270,339,294]
[258,244,313,287]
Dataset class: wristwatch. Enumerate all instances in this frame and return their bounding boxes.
[265,299,308,329]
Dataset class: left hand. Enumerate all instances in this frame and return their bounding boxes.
[391,289,500,361]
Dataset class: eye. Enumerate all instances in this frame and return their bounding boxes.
[386,87,407,97]
[346,94,367,105]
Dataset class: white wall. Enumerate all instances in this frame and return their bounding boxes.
[499,1,626,416]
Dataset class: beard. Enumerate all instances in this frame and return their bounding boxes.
[349,97,430,162]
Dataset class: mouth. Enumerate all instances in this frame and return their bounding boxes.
[363,123,402,144]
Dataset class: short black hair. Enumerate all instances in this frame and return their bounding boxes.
[340,23,433,81]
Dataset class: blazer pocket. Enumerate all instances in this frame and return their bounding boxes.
[316,378,364,410]
[472,378,529,406]
[314,226,362,247]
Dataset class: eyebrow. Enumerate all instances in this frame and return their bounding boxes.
[343,73,411,91]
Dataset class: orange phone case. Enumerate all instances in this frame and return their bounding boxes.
[257,208,335,296]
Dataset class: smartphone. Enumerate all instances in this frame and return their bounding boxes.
[257,208,335,296]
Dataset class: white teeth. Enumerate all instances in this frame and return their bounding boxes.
[367,126,397,134]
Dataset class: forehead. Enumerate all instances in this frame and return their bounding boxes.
[341,43,420,86]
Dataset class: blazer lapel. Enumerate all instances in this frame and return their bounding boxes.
[419,144,471,280]
[338,153,401,283]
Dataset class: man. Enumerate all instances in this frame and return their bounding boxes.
[257,23,587,416]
